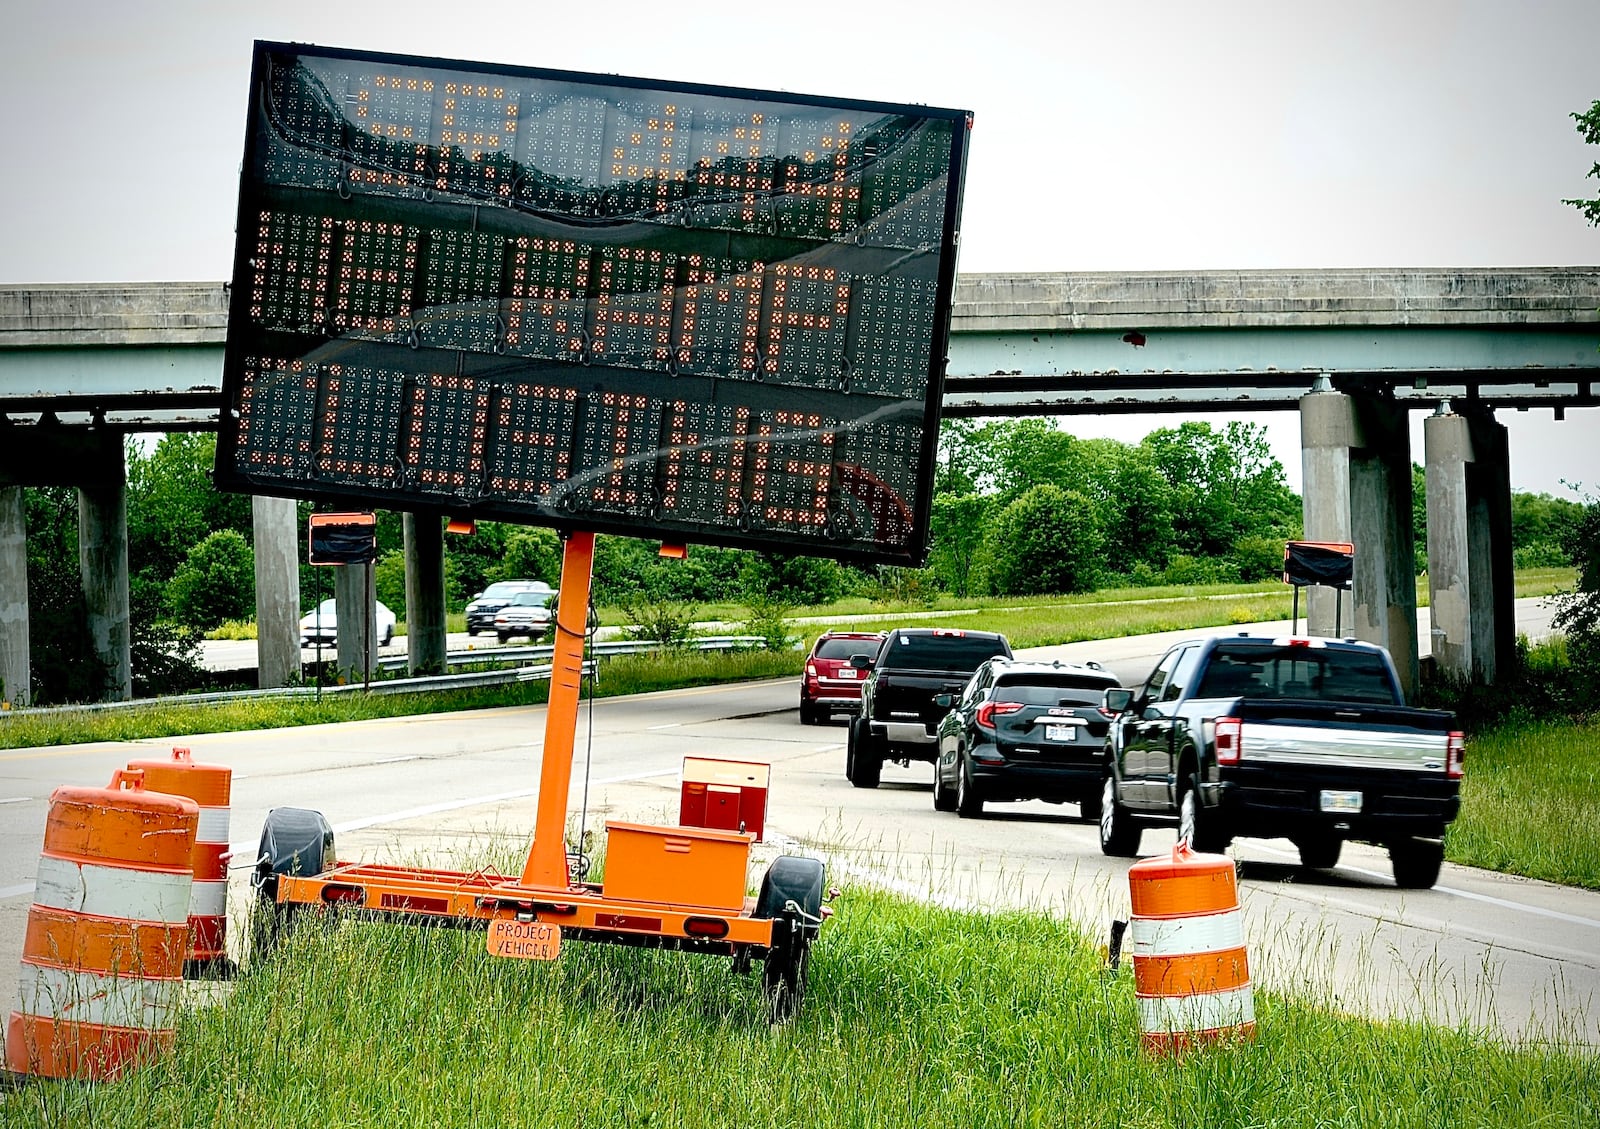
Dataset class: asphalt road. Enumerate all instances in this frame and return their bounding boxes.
[5,597,1593,1048]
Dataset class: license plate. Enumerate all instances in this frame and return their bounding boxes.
[1319,790,1363,814]
[837,668,857,678]
[1045,724,1078,742]
[487,919,562,961]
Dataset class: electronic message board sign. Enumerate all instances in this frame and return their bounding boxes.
[215,42,971,566]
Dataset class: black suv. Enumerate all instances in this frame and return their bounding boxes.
[932,657,1119,818]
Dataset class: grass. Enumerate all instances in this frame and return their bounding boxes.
[2,889,1593,1128]
[1447,716,1600,889]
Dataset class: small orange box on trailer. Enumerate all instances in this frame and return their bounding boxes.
[602,822,753,910]
[679,758,770,841]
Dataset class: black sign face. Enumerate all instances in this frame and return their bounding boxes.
[215,42,971,566]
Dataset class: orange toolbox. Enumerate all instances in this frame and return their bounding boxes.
[601,821,753,910]
[679,757,770,841]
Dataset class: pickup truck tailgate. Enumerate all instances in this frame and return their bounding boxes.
[1232,699,1454,772]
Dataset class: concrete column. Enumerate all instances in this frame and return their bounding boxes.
[0,487,29,708]
[403,512,447,675]
[333,561,377,683]
[1299,388,1354,635]
[1426,408,1515,682]
[78,464,131,702]
[252,496,300,688]
[1300,387,1420,696]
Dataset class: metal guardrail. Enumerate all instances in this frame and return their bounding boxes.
[1,636,770,718]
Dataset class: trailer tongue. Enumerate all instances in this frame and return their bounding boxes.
[255,531,826,1021]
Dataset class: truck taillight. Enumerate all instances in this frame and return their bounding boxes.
[1215,716,1243,765]
[1447,731,1465,779]
[975,701,1023,729]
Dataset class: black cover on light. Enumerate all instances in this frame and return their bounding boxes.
[1283,541,1354,589]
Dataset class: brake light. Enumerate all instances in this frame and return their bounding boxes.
[1446,731,1465,779]
[1215,717,1243,765]
[975,701,1023,728]
[805,663,817,677]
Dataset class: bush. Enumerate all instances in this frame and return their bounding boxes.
[374,549,407,620]
[1552,496,1600,699]
[739,594,794,651]
[166,530,255,632]
[989,485,1102,595]
[739,553,846,606]
[495,528,561,587]
[1230,535,1286,583]
[1163,554,1240,586]
[867,566,940,607]
[1513,539,1572,569]
[619,597,700,649]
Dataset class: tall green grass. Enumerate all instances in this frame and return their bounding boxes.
[1448,717,1600,889]
[2,890,1593,1127]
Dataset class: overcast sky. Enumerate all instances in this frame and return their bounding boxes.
[2,0,1596,496]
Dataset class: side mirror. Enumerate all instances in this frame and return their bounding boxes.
[933,693,953,709]
[472,592,484,600]
[850,654,873,672]
[1102,687,1134,714]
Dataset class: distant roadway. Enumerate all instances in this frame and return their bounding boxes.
[4,596,1593,1046]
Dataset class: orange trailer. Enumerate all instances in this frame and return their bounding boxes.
[252,531,828,1021]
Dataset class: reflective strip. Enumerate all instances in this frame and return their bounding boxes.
[1133,947,1250,995]
[1130,908,1243,957]
[1129,866,1238,917]
[5,1010,174,1080]
[188,880,227,918]
[14,963,182,1030]
[33,856,192,925]
[1137,984,1256,1033]
[196,807,230,844]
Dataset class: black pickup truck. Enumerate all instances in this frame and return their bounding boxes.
[1099,634,1463,889]
[846,628,1012,788]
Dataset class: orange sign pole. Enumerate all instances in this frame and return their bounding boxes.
[521,530,596,889]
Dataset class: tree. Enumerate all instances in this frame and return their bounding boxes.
[1563,100,1600,227]
[1551,496,1600,698]
[167,530,255,631]
[494,528,561,587]
[1097,448,1177,575]
[927,493,993,596]
[990,484,1102,595]
[22,487,106,704]
[126,435,251,589]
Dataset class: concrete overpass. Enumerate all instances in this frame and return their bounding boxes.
[2,268,1597,705]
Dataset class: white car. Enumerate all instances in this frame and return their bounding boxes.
[493,586,556,643]
[300,598,397,647]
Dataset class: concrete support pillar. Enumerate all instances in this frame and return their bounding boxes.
[78,456,131,702]
[0,487,29,708]
[1425,408,1516,683]
[334,561,378,683]
[403,512,447,675]
[252,496,300,688]
[1300,386,1420,696]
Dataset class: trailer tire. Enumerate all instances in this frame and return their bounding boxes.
[756,857,824,1024]
[250,807,335,966]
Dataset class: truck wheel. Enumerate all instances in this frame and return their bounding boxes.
[1077,790,1103,822]
[1389,837,1444,889]
[932,757,957,812]
[1099,776,1142,857]
[1294,835,1343,870]
[955,757,984,818]
[846,719,881,788]
[1179,777,1232,853]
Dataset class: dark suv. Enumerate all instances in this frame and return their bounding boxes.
[932,657,1119,818]
[800,631,885,725]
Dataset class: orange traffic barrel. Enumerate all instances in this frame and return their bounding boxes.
[127,747,234,976]
[1127,842,1254,1054]
[5,769,199,1080]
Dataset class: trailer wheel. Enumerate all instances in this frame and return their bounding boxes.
[250,807,335,966]
[756,856,825,1024]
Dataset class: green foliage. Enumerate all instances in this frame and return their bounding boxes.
[125,434,252,585]
[926,493,991,596]
[1230,535,1286,583]
[492,527,561,587]
[1552,495,1600,695]
[618,597,700,649]
[21,487,106,705]
[867,566,940,607]
[1562,98,1600,226]
[129,580,205,697]
[1162,553,1239,586]
[167,530,255,631]
[738,594,794,651]
[990,484,1102,595]
[739,552,846,606]
[373,549,407,619]
[1510,491,1583,563]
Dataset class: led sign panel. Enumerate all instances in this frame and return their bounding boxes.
[216,42,971,565]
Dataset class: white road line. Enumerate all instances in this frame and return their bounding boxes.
[0,797,30,805]
[646,723,682,730]
[372,755,422,765]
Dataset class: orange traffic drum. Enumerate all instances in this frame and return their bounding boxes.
[127,747,234,975]
[1127,841,1255,1054]
[5,769,199,1080]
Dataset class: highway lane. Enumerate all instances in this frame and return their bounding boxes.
[3,597,1593,1046]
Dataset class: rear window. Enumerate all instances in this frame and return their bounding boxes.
[511,591,553,607]
[815,637,880,660]
[1196,645,1398,705]
[890,633,1009,670]
[995,676,1112,707]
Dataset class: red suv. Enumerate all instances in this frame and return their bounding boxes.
[800,631,885,725]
